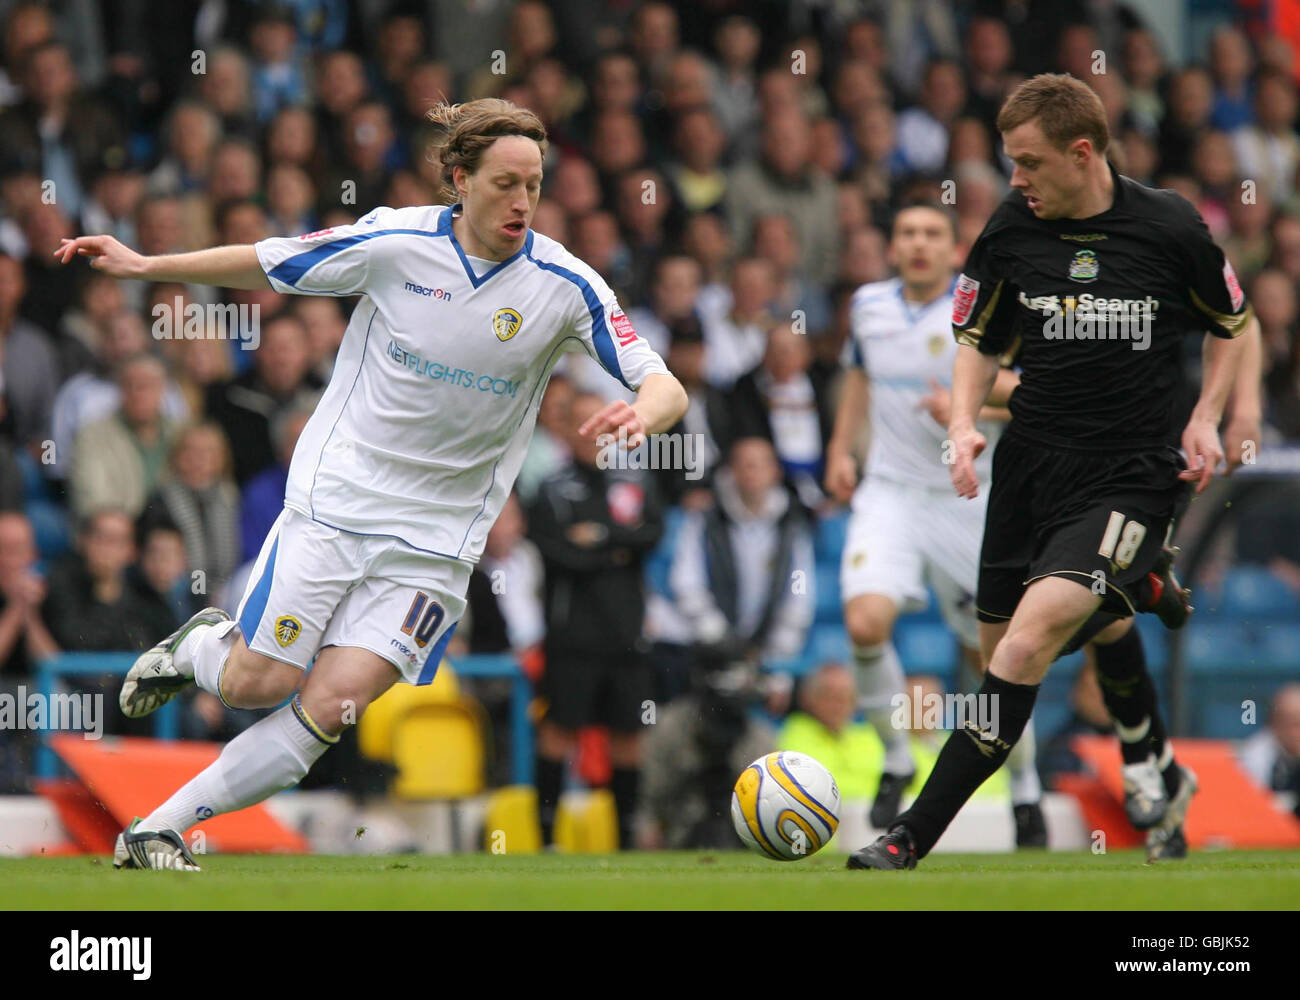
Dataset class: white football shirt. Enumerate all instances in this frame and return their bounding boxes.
[254,204,670,562]
[844,276,997,490]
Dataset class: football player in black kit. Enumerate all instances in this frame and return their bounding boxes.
[848,74,1261,870]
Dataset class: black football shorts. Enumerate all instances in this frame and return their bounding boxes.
[539,644,652,733]
[976,431,1189,623]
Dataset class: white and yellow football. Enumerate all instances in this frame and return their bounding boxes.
[731,751,841,860]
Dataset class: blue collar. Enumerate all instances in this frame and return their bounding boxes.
[896,278,951,323]
[439,204,534,288]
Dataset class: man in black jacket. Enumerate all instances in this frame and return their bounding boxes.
[729,321,837,508]
[529,393,663,848]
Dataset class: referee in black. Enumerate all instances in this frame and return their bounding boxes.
[849,74,1259,870]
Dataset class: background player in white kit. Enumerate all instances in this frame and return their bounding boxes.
[824,201,1048,846]
[55,99,688,871]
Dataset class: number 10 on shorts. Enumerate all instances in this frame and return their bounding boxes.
[1098,511,1147,570]
[401,591,445,647]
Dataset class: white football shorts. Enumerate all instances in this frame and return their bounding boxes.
[840,476,987,648]
[235,506,471,684]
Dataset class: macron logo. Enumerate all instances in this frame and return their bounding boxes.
[404,281,453,301]
[50,931,151,980]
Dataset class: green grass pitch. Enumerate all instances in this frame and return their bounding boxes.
[2,850,1299,909]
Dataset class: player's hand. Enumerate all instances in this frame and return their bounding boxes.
[1,570,43,607]
[1221,414,1261,475]
[920,379,952,427]
[823,449,858,503]
[947,424,986,499]
[1179,417,1225,494]
[579,399,647,448]
[52,235,146,278]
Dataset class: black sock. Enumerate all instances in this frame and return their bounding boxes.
[1157,743,1182,797]
[892,672,1039,858]
[536,755,564,845]
[1093,626,1169,767]
[610,766,639,850]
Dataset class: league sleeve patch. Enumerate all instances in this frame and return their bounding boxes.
[1222,258,1244,312]
[952,273,980,326]
[611,309,638,346]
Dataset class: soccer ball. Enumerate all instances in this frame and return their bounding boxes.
[731,751,841,860]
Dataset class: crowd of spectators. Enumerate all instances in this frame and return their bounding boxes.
[0,2,1297,828]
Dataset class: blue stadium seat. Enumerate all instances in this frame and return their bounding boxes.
[814,563,842,624]
[1221,567,1299,621]
[1184,622,1256,674]
[1053,649,1087,674]
[813,510,849,564]
[895,620,959,673]
[1184,579,1227,620]
[806,623,851,665]
[1257,625,1300,673]
[1133,616,1170,675]
[1195,697,1256,741]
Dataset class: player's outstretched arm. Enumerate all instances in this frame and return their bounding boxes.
[579,372,688,448]
[947,344,999,499]
[1181,322,1251,493]
[825,366,867,503]
[54,236,270,290]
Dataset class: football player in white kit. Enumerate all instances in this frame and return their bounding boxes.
[824,201,1048,846]
[55,99,687,870]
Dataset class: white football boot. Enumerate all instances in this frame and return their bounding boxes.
[114,818,202,871]
[119,607,231,718]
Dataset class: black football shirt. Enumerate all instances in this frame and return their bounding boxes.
[953,163,1253,451]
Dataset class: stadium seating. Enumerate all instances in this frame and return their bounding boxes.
[482,785,542,853]
[894,621,960,675]
[814,563,842,624]
[358,663,488,799]
[552,788,619,853]
[813,509,849,563]
[1221,566,1299,620]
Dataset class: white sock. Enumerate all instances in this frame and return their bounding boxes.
[181,621,240,698]
[140,696,336,835]
[854,642,914,775]
[1005,712,1042,806]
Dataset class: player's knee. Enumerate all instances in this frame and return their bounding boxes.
[844,604,891,648]
[221,649,301,708]
[992,628,1055,682]
[298,678,378,735]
